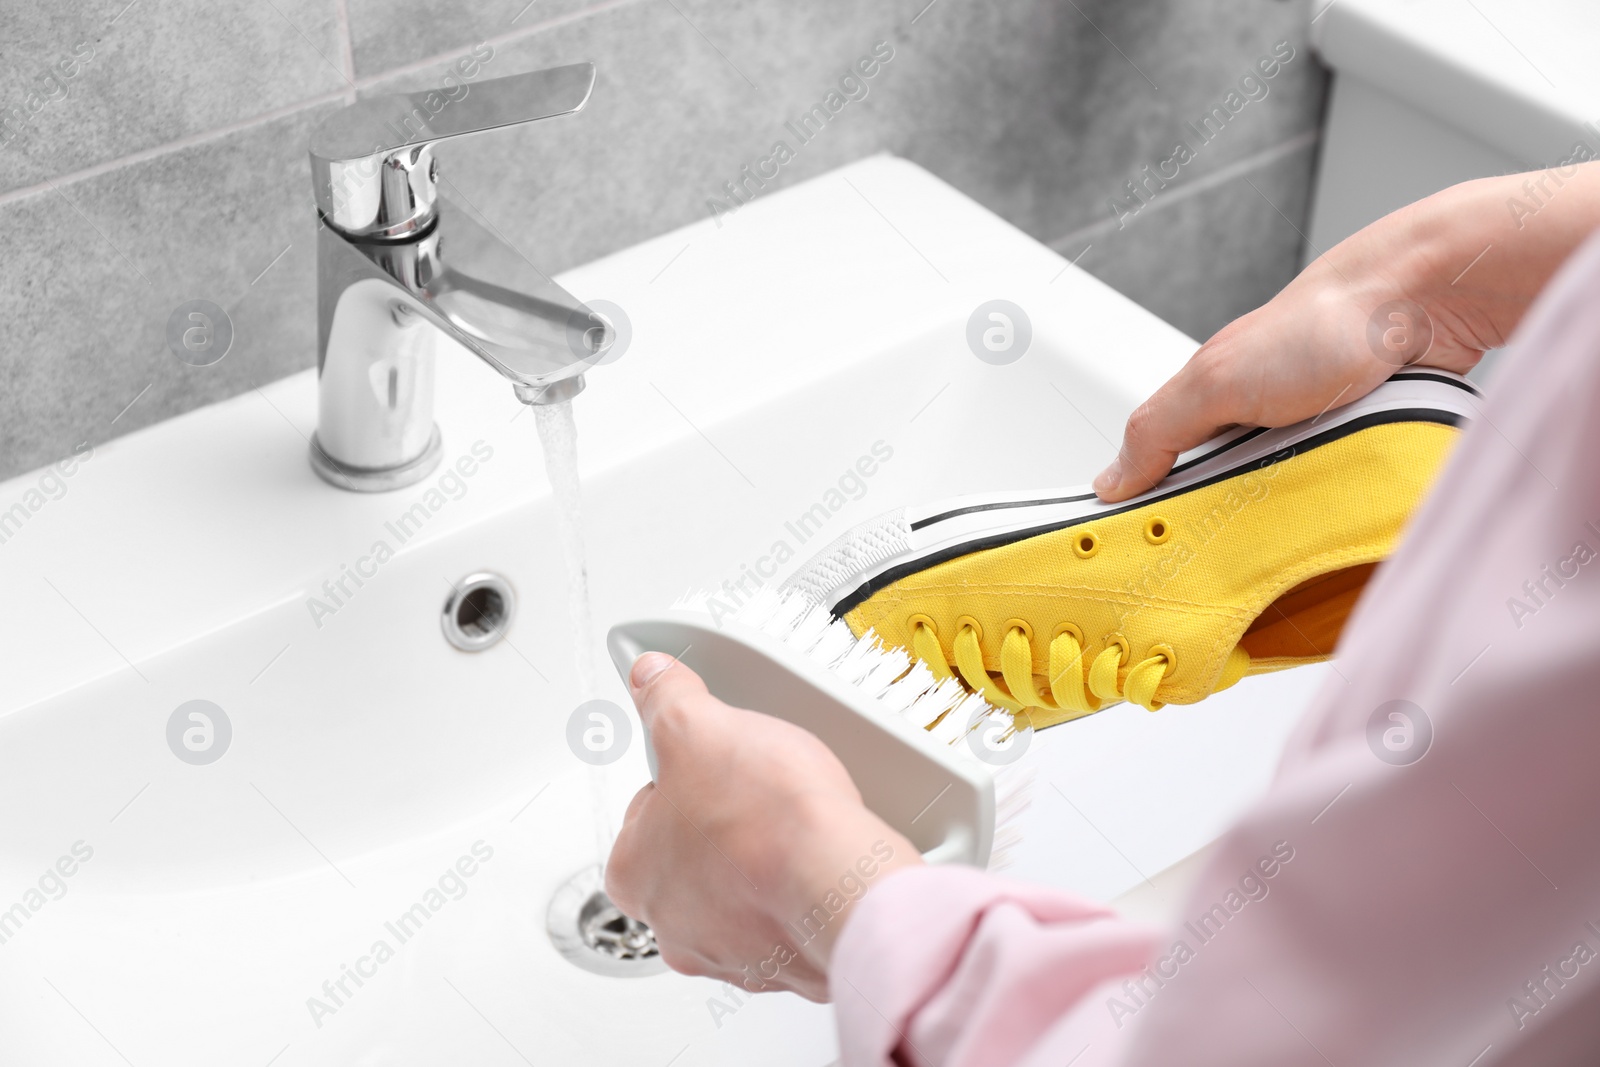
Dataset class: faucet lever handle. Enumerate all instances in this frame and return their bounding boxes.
[309,62,596,238]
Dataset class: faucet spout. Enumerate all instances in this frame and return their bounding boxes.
[515,377,586,405]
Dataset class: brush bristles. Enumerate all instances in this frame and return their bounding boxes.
[673,586,1031,870]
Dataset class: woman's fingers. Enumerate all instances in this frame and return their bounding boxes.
[604,782,658,917]
[628,651,704,726]
[1095,353,1237,502]
[627,652,733,775]
[609,648,914,999]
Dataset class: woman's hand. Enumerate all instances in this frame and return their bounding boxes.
[604,652,922,1002]
[1094,162,1600,502]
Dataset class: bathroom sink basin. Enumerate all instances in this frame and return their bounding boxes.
[0,155,1323,1065]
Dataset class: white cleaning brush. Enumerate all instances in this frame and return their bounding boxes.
[607,586,1034,870]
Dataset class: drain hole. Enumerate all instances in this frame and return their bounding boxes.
[442,573,516,652]
[579,891,660,963]
[457,586,504,638]
[548,865,665,977]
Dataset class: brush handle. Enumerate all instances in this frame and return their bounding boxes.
[606,615,995,867]
[917,829,975,865]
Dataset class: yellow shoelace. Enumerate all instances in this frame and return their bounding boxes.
[909,621,1232,717]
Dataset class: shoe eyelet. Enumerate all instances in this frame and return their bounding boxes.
[1051,622,1084,644]
[1149,642,1178,673]
[907,613,938,637]
[956,615,984,643]
[1105,633,1130,664]
[1144,516,1172,545]
[1072,528,1100,559]
[1003,618,1034,643]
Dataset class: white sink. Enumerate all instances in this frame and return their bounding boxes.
[0,155,1322,1065]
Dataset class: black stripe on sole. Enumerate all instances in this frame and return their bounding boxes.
[1390,370,1483,397]
[910,427,1270,532]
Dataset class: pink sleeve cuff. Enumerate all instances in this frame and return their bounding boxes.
[830,864,1159,1067]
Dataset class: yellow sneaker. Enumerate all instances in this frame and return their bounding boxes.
[782,371,1476,728]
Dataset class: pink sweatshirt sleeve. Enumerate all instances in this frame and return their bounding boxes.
[831,866,1158,1067]
[831,230,1600,1067]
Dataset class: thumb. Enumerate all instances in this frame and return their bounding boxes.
[627,652,730,762]
[1094,360,1236,503]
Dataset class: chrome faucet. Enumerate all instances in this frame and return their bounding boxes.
[306,63,611,491]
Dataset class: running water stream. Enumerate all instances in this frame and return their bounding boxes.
[533,401,613,868]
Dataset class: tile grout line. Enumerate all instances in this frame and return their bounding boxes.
[371,0,644,83]
[0,0,648,211]
[0,87,346,209]
[333,0,358,104]
[1046,127,1322,254]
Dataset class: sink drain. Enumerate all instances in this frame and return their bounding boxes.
[547,865,666,977]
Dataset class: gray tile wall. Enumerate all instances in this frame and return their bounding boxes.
[0,0,1326,481]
